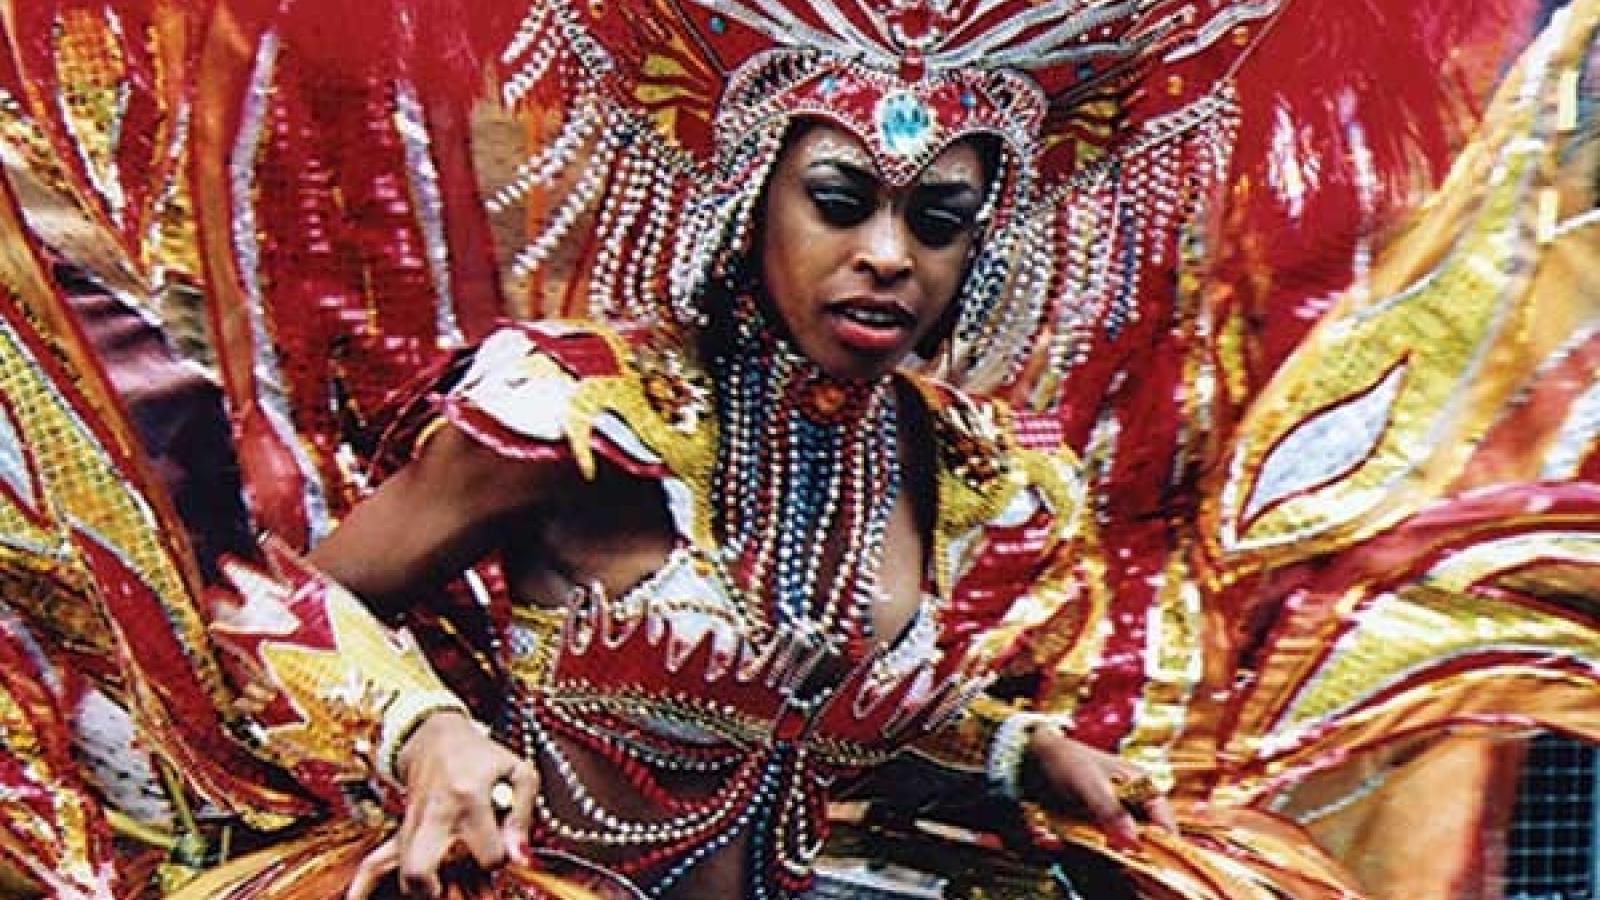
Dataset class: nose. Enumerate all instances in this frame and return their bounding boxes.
[852,208,914,284]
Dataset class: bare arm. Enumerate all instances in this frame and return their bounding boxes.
[310,423,567,898]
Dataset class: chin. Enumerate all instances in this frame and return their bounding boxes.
[822,353,903,382]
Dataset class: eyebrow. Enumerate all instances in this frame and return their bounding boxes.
[805,160,982,195]
[913,180,982,200]
[805,159,879,182]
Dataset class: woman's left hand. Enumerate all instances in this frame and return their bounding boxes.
[1026,727,1178,848]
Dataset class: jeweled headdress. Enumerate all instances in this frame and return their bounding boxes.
[1,1,1587,897]
[477,0,1273,383]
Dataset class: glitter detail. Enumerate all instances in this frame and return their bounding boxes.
[392,83,462,347]
[228,32,332,539]
[1244,361,1407,525]
[875,90,933,158]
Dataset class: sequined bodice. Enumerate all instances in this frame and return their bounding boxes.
[509,546,954,758]
[500,536,976,897]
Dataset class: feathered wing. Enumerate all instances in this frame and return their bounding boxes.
[0,93,332,900]
[0,7,617,896]
[1008,4,1600,897]
[1204,0,1600,783]
[0,584,117,899]
[2,2,1598,900]
[182,0,510,549]
[0,0,192,273]
[0,35,607,895]
[164,2,1600,898]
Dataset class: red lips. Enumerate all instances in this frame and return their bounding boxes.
[824,297,916,355]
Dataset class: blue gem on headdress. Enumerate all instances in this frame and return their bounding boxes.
[818,75,838,97]
[709,14,726,33]
[960,91,976,111]
[876,91,932,159]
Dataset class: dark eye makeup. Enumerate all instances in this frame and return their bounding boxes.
[804,167,981,248]
[807,185,875,226]
[907,202,977,247]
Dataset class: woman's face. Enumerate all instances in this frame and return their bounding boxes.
[758,123,987,380]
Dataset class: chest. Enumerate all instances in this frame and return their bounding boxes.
[506,456,933,649]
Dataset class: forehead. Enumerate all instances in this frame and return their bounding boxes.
[784,122,984,186]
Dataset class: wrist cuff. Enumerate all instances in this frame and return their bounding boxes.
[985,711,1062,800]
[377,690,473,782]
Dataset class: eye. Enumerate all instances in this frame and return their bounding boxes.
[908,204,976,247]
[807,187,874,227]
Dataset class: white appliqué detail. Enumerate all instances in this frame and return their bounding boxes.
[644,553,746,677]
[74,689,174,825]
[594,412,664,466]
[212,559,301,635]
[1242,361,1408,525]
[872,596,939,682]
[661,477,699,540]
[991,484,1041,528]
[1543,379,1600,479]
[457,330,577,442]
[942,528,982,590]
[0,402,35,509]
[459,329,670,470]
[986,586,1063,645]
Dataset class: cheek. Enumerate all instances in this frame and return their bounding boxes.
[762,192,812,277]
[759,209,795,289]
[766,218,841,294]
[761,225,808,301]
[759,223,821,331]
[921,243,973,304]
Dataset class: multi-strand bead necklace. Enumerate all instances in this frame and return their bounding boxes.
[711,294,902,654]
[520,295,905,897]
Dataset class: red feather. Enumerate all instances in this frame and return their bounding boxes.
[1211,0,1538,390]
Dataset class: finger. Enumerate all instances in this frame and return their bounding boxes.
[1105,810,1141,850]
[1040,750,1138,847]
[398,805,455,899]
[1079,773,1141,848]
[500,760,540,865]
[1085,777,1141,849]
[346,837,400,900]
[1054,757,1123,826]
[458,788,509,871]
[1146,794,1180,834]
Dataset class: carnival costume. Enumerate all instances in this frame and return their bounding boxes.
[1,0,1600,898]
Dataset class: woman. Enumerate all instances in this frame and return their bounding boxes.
[247,117,1174,897]
[145,1,1218,893]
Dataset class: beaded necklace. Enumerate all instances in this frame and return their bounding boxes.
[709,293,901,656]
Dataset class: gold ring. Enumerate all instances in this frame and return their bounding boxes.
[1111,771,1161,807]
[489,778,516,815]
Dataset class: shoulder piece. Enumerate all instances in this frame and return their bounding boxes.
[912,373,1101,671]
[444,320,716,483]
[908,379,1108,774]
[911,374,1080,549]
